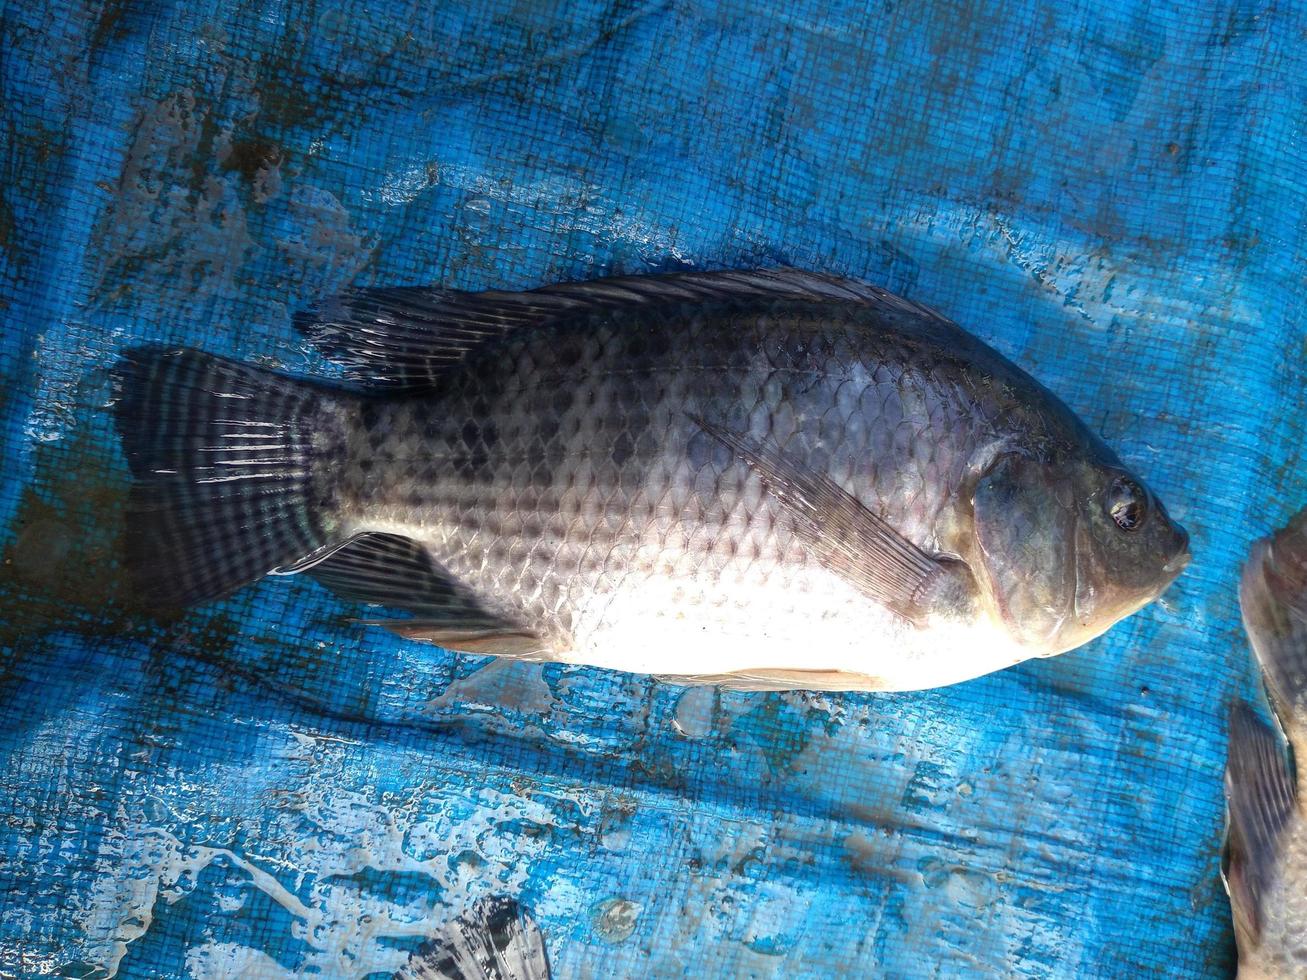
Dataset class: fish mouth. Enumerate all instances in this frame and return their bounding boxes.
[1162,551,1191,576]
[1165,530,1197,582]
[1161,529,1192,580]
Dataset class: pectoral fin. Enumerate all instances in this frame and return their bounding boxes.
[694,417,974,626]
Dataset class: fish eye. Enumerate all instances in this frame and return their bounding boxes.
[1106,477,1147,532]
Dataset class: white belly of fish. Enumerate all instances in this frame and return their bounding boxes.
[565,563,1025,691]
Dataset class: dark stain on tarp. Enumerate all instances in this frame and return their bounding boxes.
[89,0,131,55]
[0,187,15,259]
[0,418,248,661]
[233,0,403,141]
[0,390,474,734]
[0,428,365,723]
[222,137,282,185]
[0,452,134,652]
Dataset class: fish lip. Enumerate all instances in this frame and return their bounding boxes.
[1162,537,1192,578]
[1163,552,1191,575]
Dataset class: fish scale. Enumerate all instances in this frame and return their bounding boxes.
[112,269,1188,691]
[377,324,898,626]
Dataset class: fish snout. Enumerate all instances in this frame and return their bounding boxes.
[1162,525,1191,579]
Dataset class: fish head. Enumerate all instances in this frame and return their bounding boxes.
[1061,455,1190,650]
[971,452,1189,655]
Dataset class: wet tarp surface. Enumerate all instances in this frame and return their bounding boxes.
[2,0,1301,975]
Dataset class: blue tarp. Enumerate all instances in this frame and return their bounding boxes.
[3,0,1299,975]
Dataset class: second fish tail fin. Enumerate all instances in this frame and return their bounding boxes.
[112,346,351,609]
[395,896,550,980]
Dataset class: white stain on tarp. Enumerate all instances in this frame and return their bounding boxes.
[375,161,695,263]
[74,728,564,977]
[186,942,294,978]
[739,882,813,956]
[671,685,716,738]
[25,84,374,449]
[78,824,314,977]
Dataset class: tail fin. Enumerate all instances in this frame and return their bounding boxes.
[395,897,550,980]
[112,347,343,609]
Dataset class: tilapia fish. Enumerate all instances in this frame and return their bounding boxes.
[1226,510,1307,976]
[112,269,1189,691]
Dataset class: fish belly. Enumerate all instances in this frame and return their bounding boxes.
[564,560,1022,690]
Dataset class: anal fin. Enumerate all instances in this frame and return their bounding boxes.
[380,622,551,659]
[307,533,544,656]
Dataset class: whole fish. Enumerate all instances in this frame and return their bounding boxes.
[395,896,549,980]
[1226,509,1307,975]
[113,269,1189,690]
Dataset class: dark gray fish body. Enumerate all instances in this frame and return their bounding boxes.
[113,270,1188,690]
[1226,511,1307,977]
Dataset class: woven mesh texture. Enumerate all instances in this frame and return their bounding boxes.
[5,0,1302,975]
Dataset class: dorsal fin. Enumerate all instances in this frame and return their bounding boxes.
[295,268,936,390]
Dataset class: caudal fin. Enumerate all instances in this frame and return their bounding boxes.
[394,897,550,980]
[112,347,343,609]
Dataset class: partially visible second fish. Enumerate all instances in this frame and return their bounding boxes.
[396,897,550,980]
[1225,509,1307,976]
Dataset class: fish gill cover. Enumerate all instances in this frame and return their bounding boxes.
[1,0,1302,976]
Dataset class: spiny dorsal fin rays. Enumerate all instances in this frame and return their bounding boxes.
[1243,513,1307,732]
[295,268,950,391]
